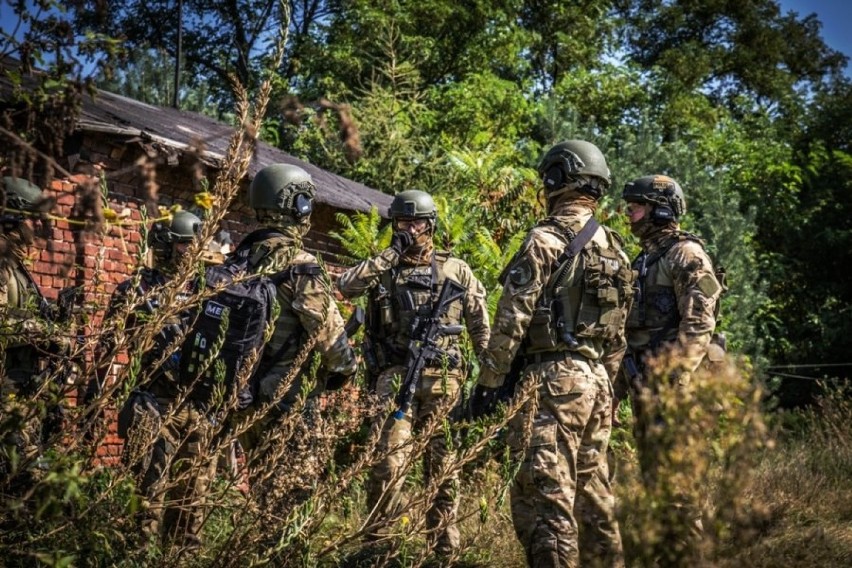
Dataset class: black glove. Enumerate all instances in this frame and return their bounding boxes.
[325,371,354,391]
[468,384,501,420]
[390,230,414,255]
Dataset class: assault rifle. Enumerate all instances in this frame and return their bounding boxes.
[393,278,466,420]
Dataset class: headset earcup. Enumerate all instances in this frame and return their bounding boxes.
[293,192,313,219]
[651,205,675,224]
[543,164,565,192]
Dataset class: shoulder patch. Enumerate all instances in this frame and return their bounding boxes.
[697,274,720,297]
[508,258,533,286]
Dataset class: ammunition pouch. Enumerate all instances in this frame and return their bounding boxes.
[527,306,560,350]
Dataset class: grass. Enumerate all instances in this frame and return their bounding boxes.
[2,354,850,567]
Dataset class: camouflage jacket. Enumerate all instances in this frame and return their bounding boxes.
[478,202,632,388]
[1,255,42,384]
[247,230,356,404]
[337,245,490,371]
[623,227,722,373]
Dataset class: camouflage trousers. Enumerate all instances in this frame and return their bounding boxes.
[122,396,216,547]
[509,353,624,568]
[367,365,462,555]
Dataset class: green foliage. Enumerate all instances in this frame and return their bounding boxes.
[616,0,848,106]
[329,207,391,262]
[616,353,771,565]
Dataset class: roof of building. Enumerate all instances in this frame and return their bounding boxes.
[1,58,392,215]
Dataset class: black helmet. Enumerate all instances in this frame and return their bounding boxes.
[2,176,43,212]
[622,175,686,223]
[249,164,315,219]
[389,189,438,221]
[150,210,202,244]
[538,140,611,199]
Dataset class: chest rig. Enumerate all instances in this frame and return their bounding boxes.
[526,217,635,353]
[627,232,705,331]
[367,251,465,367]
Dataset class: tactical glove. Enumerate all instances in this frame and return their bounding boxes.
[468,384,501,420]
[390,230,414,255]
[325,371,354,391]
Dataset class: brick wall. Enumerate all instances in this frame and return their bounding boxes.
[25,133,363,462]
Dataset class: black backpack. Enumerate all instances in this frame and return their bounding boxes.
[178,229,318,409]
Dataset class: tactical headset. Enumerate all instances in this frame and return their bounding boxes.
[279,183,314,219]
[541,148,606,200]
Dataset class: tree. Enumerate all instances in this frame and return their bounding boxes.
[615,0,848,110]
[71,0,294,112]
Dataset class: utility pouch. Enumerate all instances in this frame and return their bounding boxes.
[378,296,394,326]
[527,305,559,350]
[705,332,727,366]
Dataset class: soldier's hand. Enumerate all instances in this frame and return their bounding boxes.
[390,230,414,255]
[468,384,501,420]
[325,371,354,391]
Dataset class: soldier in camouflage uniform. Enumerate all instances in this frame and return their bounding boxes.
[235,164,357,480]
[470,141,632,567]
[337,190,489,556]
[617,175,724,556]
[0,177,69,496]
[90,209,211,547]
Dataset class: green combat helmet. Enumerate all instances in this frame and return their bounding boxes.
[151,210,203,244]
[389,189,437,225]
[622,174,686,224]
[249,163,315,219]
[538,140,611,200]
[2,176,43,217]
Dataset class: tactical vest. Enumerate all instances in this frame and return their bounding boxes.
[368,251,465,367]
[626,232,720,332]
[116,268,193,398]
[526,218,635,355]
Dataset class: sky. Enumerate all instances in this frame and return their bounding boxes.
[777,0,852,76]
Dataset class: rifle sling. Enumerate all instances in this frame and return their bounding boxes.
[550,217,600,284]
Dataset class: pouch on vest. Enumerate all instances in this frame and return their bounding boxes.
[527,305,560,350]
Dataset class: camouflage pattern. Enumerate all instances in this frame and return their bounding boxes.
[337,240,489,555]
[621,228,722,378]
[0,253,42,384]
[618,225,722,553]
[237,225,357,460]
[477,200,626,567]
[122,394,216,546]
[95,265,207,546]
